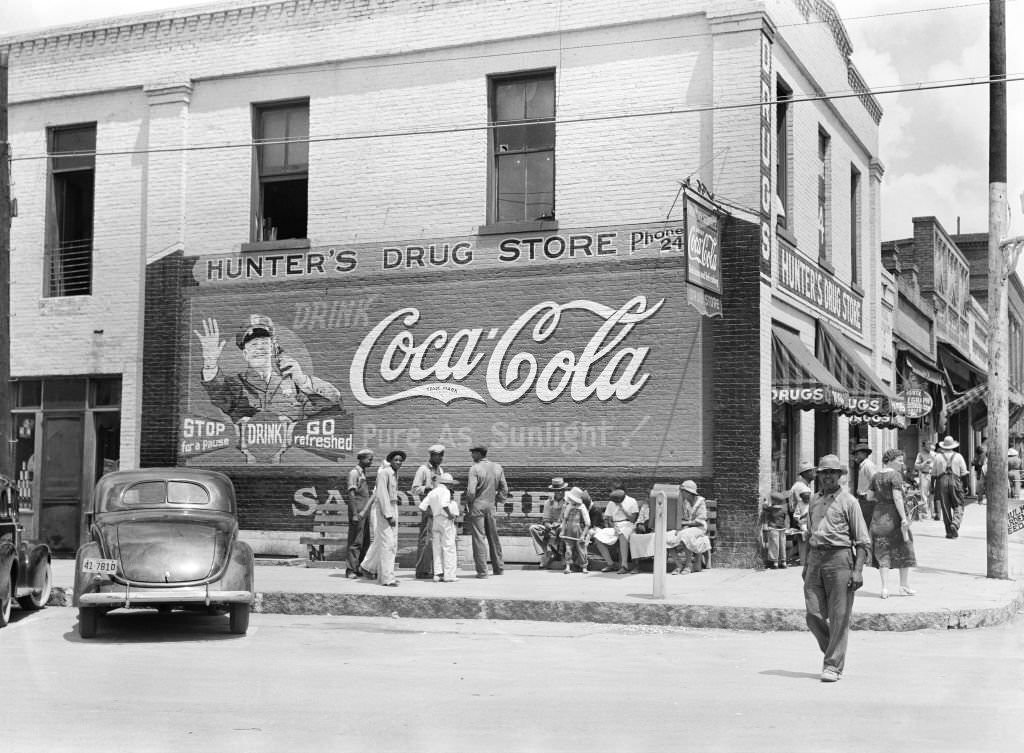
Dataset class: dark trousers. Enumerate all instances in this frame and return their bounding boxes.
[935,473,964,537]
[469,505,503,575]
[803,547,857,674]
[346,515,371,575]
[415,510,434,578]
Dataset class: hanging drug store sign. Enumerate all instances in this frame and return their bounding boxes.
[192,221,718,287]
[776,241,863,332]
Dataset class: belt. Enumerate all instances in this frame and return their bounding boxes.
[809,544,850,551]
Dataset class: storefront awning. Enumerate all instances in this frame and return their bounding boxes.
[771,326,849,410]
[816,321,905,428]
[943,384,1024,419]
[899,349,944,385]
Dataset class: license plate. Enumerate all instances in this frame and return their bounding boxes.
[81,558,118,575]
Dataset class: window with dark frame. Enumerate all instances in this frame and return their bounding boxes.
[490,72,555,224]
[850,165,861,285]
[253,101,309,242]
[46,123,96,297]
[817,128,831,263]
[775,82,791,229]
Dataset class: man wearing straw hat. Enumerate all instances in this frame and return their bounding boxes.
[529,477,571,570]
[932,435,968,539]
[411,444,447,580]
[803,454,870,683]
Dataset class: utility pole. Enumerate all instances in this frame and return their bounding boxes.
[1,52,12,484]
[986,0,1010,579]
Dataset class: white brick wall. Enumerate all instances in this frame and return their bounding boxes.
[3,0,883,473]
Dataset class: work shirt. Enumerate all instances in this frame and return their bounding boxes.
[411,462,445,500]
[346,464,371,519]
[933,450,968,478]
[419,485,459,522]
[807,488,870,550]
[855,458,877,497]
[465,458,509,510]
[373,464,399,520]
[789,480,812,531]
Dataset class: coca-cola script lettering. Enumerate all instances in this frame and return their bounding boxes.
[350,296,664,406]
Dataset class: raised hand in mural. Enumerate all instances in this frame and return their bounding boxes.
[194,317,226,372]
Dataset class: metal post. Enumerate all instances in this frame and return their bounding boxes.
[652,491,667,599]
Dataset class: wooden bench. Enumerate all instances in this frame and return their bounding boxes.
[300,491,429,564]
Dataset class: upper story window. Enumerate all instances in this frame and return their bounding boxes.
[817,127,832,264]
[775,81,792,230]
[46,123,96,297]
[850,165,862,285]
[489,72,555,225]
[253,100,309,242]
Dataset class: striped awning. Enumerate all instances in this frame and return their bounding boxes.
[816,322,905,428]
[772,326,849,410]
[943,384,1024,418]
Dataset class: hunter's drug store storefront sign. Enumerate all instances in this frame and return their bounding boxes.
[179,218,722,478]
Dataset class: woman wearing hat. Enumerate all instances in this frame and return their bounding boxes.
[867,448,917,598]
[932,436,968,539]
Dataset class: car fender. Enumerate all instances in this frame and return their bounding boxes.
[72,542,103,606]
[218,539,255,594]
[24,542,52,584]
[0,542,15,593]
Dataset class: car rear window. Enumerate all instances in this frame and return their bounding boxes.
[122,481,211,506]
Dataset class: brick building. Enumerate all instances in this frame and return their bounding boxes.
[3,0,889,564]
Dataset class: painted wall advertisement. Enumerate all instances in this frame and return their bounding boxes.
[179,224,714,472]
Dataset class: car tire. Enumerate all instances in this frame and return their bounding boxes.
[229,603,250,635]
[78,607,99,639]
[17,559,52,611]
[0,573,12,627]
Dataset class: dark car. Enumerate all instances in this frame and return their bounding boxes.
[73,468,255,638]
[0,475,53,628]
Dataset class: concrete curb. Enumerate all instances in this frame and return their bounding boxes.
[50,581,1024,632]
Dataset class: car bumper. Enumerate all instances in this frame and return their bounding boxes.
[78,585,253,608]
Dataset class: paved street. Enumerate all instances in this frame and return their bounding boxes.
[4,605,1022,753]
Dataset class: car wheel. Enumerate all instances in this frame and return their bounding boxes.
[17,559,52,611]
[0,573,12,628]
[78,607,99,639]
[229,603,250,635]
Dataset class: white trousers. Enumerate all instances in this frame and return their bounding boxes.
[431,517,458,580]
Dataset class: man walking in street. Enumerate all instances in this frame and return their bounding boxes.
[803,454,870,683]
[344,448,375,579]
[464,444,508,578]
[411,444,446,580]
[933,435,969,539]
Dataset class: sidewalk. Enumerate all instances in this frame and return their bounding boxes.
[49,502,1024,631]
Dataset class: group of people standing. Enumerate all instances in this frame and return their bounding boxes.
[340,442,511,586]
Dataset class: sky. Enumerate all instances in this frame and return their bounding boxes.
[1,0,1022,248]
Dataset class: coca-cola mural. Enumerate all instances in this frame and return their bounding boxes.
[177,218,720,471]
[180,262,711,471]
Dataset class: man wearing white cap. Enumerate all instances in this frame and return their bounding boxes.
[932,435,968,539]
[411,444,447,579]
[419,472,461,582]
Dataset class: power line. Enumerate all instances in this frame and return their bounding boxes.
[10,71,1024,163]
[2,0,1010,100]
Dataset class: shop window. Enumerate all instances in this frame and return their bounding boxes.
[489,71,555,224]
[15,380,42,408]
[90,376,122,408]
[818,127,832,264]
[775,81,792,230]
[46,123,96,297]
[850,165,861,285]
[253,100,309,242]
[43,378,86,408]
